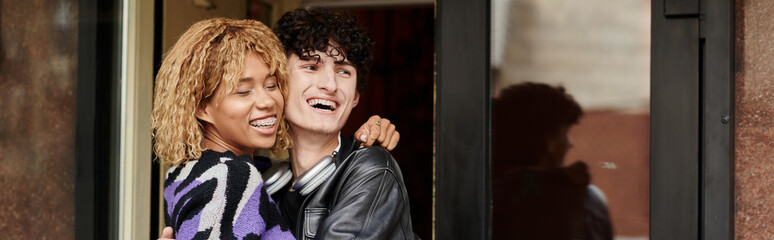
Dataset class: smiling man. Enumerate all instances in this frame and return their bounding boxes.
[267,8,417,239]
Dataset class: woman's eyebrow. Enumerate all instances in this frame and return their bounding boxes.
[239,73,274,82]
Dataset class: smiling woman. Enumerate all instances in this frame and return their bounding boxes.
[152,19,292,166]
[152,18,294,239]
[195,52,285,157]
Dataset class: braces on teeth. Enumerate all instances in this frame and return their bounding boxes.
[250,118,276,127]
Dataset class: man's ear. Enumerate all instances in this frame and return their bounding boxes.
[353,92,360,108]
[195,103,214,124]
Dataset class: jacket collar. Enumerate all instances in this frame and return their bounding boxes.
[334,134,358,166]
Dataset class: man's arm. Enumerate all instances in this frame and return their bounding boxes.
[315,147,415,239]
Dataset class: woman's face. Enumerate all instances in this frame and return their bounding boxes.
[197,52,284,156]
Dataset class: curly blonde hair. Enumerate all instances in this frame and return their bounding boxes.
[152,18,291,166]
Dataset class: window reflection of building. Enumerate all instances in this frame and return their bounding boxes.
[492,0,651,239]
[0,0,80,238]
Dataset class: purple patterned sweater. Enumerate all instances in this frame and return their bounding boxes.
[164,150,295,240]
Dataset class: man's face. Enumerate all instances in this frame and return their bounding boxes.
[284,47,360,136]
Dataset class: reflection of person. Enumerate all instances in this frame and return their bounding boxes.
[492,82,613,240]
[153,18,294,239]
[268,8,416,239]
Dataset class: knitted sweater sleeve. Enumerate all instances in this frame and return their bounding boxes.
[163,152,295,240]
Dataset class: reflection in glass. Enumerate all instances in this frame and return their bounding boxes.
[491,0,650,239]
[0,0,79,238]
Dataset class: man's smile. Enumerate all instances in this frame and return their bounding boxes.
[307,97,339,112]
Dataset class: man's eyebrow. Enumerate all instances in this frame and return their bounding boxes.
[298,53,322,63]
[334,60,355,67]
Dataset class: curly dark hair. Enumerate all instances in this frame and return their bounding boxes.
[273,8,375,93]
[492,82,583,166]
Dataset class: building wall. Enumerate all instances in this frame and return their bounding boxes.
[735,0,774,239]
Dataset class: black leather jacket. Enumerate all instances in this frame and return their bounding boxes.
[275,137,417,240]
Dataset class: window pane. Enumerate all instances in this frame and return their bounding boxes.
[491,0,650,239]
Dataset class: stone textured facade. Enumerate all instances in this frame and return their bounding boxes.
[0,0,78,238]
[735,0,774,239]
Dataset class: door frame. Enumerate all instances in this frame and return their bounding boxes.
[435,0,491,239]
[75,0,122,239]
